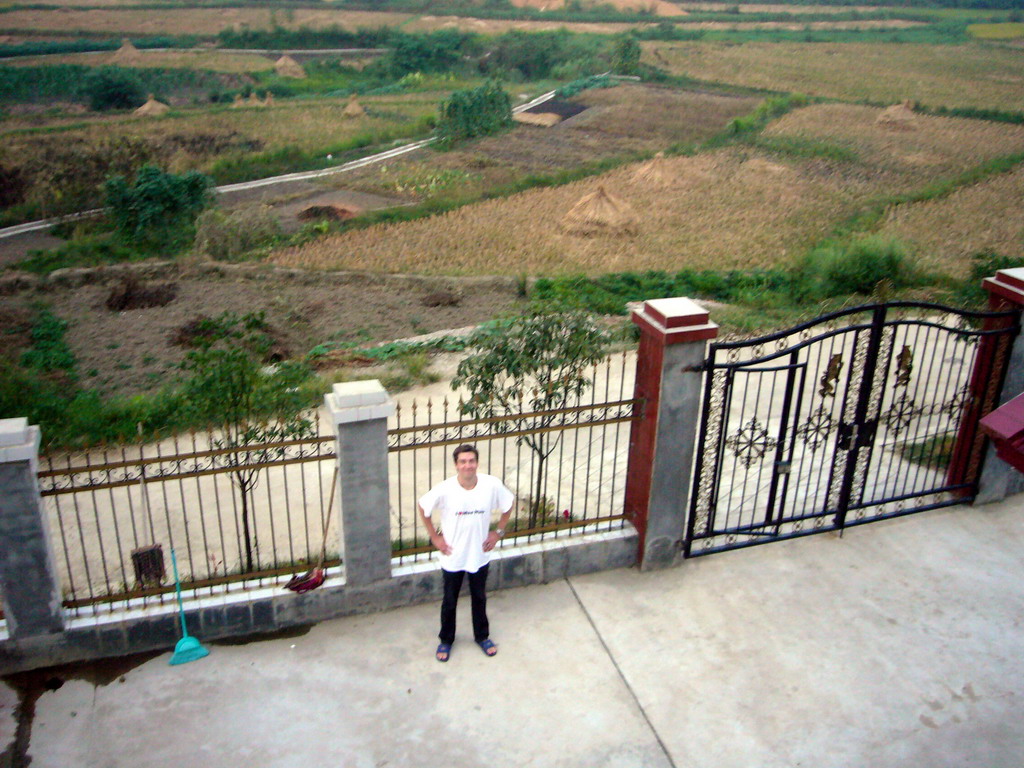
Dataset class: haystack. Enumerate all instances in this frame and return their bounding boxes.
[513,111,561,127]
[134,95,169,117]
[561,185,638,237]
[263,92,275,107]
[876,100,916,130]
[247,91,265,107]
[630,152,673,188]
[232,93,246,109]
[342,95,365,118]
[275,55,306,79]
[110,38,141,65]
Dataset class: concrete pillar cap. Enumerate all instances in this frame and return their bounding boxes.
[632,297,718,345]
[325,380,395,425]
[983,268,1024,307]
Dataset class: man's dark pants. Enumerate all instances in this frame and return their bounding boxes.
[439,564,489,644]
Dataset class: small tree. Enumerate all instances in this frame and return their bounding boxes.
[451,310,611,525]
[80,66,145,111]
[105,165,213,252]
[179,312,314,573]
[436,80,512,147]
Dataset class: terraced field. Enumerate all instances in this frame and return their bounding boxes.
[271,99,1024,278]
[645,41,1024,110]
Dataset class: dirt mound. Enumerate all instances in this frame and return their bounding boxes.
[421,289,461,307]
[275,55,306,79]
[877,100,917,131]
[561,185,638,236]
[105,277,178,312]
[297,204,360,222]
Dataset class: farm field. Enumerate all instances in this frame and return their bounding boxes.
[334,83,760,197]
[5,49,279,73]
[1,92,443,216]
[271,100,1024,278]
[762,103,1024,191]
[876,164,1024,277]
[511,0,682,13]
[3,5,1024,419]
[644,41,1024,110]
[0,8,639,36]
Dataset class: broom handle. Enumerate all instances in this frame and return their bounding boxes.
[171,547,189,639]
[318,466,338,568]
[137,423,154,544]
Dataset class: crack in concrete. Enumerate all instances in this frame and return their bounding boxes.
[565,576,677,768]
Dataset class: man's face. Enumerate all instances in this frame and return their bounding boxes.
[454,451,478,481]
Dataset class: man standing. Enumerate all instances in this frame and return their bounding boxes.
[418,443,514,662]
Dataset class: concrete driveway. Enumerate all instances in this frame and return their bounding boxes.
[4,494,1023,767]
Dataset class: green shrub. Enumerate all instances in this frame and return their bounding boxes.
[105,165,214,252]
[194,204,282,260]
[20,309,76,376]
[791,236,919,300]
[80,66,146,111]
[436,80,512,146]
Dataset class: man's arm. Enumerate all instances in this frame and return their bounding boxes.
[483,508,513,552]
[418,503,452,555]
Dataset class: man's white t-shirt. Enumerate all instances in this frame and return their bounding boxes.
[419,473,514,573]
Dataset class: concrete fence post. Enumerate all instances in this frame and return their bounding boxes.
[326,381,396,586]
[623,298,718,570]
[973,268,1024,504]
[0,418,64,639]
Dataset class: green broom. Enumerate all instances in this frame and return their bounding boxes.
[168,547,209,666]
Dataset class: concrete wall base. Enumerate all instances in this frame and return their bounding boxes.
[0,527,637,675]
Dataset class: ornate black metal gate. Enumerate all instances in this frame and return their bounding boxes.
[685,302,1019,557]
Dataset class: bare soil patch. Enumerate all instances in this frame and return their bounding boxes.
[3,267,524,399]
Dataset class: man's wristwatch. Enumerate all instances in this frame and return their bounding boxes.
[495,528,505,538]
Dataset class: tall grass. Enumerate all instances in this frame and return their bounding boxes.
[790,235,923,300]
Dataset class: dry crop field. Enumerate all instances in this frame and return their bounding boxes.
[330,84,760,200]
[679,3,890,11]
[271,149,854,275]
[5,50,278,74]
[509,0,682,15]
[1,93,443,206]
[0,7,639,36]
[645,41,1024,110]
[877,165,1024,278]
[271,101,1024,278]
[764,103,1024,191]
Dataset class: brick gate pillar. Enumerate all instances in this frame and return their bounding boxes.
[972,268,1024,503]
[0,418,65,640]
[326,381,396,586]
[623,298,718,570]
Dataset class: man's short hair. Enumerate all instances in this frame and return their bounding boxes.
[452,443,478,463]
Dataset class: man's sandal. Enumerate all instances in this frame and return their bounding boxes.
[436,643,452,662]
[477,638,497,657]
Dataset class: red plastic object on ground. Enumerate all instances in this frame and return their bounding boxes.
[979,391,1024,474]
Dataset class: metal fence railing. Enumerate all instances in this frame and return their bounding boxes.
[35,350,640,612]
[388,351,639,564]
[38,411,337,617]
